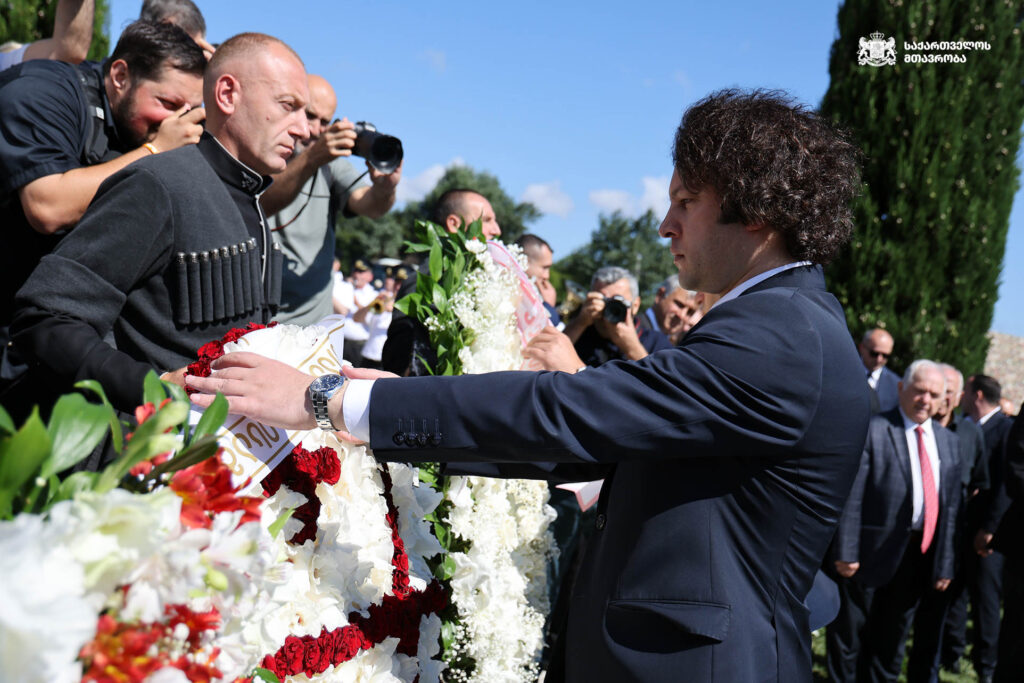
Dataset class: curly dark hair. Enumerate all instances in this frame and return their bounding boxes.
[672,89,861,264]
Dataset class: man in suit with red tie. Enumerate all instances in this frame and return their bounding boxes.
[832,359,960,683]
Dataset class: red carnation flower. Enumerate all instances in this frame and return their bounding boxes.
[315,447,341,485]
[221,327,248,344]
[277,635,306,676]
[292,447,319,479]
[197,340,224,362]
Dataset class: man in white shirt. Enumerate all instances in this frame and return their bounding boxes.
[338,259,378,364]
[829,360,960,683]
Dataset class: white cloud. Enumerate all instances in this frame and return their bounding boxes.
[423,49,446,73]
[640,176,670,218]
[588,176,670,219]
[673,69,692,89]
[521,180,574,218]
[395,157,465,204]
[588,189,634,215]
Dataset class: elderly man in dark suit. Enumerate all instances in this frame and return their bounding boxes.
[829,360,960,683]
[189,89,868,682]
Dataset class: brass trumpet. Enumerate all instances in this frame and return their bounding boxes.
[557,280,589,320]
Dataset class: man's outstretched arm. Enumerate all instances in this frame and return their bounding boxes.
[22,0,94,63]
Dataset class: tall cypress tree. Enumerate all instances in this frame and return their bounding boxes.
[1,0,110,61]
[821,0,1023,374]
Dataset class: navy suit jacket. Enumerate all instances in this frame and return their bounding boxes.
[975,411,1014,534]
[367,265,871,682]
[995,406,1024,563]
[834,409,960,587]
[873,366,901,414]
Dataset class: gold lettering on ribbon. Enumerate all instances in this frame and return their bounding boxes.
[298,324,345,375]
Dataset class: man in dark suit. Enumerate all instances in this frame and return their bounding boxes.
[189,89,868,681]
[938,364,990,674]
[829,360,960,683]
[994,402,1024,682]
[957,374,1014,681]
[858,328,901,413]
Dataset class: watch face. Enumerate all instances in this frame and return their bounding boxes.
[311,374,344,395]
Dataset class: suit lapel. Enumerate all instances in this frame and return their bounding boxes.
[935,428,957,498]
[887,415,913,486]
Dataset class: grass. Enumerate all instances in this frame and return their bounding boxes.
[811,628,981,682]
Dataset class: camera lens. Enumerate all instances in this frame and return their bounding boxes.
[603,297,629,324]
[351,121,403,174]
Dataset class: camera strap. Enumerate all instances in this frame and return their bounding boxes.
[271,168,369,232]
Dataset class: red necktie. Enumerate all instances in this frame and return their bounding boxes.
[916,425,938,553]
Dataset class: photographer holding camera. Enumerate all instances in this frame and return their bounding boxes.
[561,265,672,368]
[261,74,403,326]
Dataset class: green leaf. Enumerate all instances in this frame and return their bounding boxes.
[402,241,431,254]
[395,291,422,317]
[465,217,485,242]
[0,405,14,435]
[147,435,219,484]
[433,521,451,549]
[428,242,443,282]
[163,380,192,443]
[0,408,51,517]
[441,619,457,650]
[192,393,228,443]
[51,471,97,504]
[41,393,112,478]
[268,507,296,539]
[98,400,189,490]
[75,380,124,453]
[431,286,448,312]
[142,370,166,406]
[438,554,456,580]
[250,668,282,683]
[164,380,190,405]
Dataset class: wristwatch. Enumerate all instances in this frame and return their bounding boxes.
[309,374,346,431]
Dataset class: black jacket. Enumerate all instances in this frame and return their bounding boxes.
[12,134,281,413]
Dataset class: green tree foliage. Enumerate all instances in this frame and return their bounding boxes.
[555,210,676,300]
[821,0,1024,374]
[0,0,110,61]
[334,165,540,268]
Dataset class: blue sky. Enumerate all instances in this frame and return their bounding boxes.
[110,0,1024,336]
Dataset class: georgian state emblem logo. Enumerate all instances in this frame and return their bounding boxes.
[858,31,897,66]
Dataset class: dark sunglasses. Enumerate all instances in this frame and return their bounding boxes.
[866,349,890,359]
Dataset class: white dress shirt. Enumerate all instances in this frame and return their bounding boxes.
[899,409,941,529]
[867,366,883,390]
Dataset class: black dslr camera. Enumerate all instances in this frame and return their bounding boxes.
[602,295,630,324]
[352,121,403,174]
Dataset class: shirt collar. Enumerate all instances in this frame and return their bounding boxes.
[198,132,273,196]
[899,407,932,435]
[708,261,813,313]
[85,61,125,150]
[645,307,659,330]
[979,406,1002,425]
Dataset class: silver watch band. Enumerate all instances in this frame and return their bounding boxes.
[312,392,335,430]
